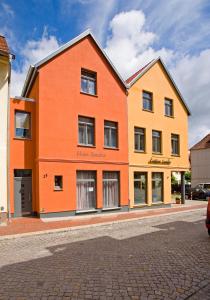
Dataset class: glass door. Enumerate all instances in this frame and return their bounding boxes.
[134,172,147,205]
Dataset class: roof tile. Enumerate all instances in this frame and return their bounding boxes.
[191,134,210,150]
[0,35,10,54]
[126,60,154,84]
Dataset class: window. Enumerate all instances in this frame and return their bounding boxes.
[171,134,180,155]
[104,121,118,148]
[152,130,161,153]
[165,98,173,117]
[76,171,96,210]
[78,116,95,146]
[81,69,96,95]
[152,173,163,203]
[134,172,147,205]
[15,111,31,139]
[54,176,63,191]
[103,172,119,208]
[143,91,153,111]
[134,127,145,152]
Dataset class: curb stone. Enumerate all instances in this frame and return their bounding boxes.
[0,206,206,241]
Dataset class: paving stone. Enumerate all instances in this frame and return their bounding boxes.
[0,209,209,299]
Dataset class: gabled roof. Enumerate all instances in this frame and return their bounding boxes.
[21,29,127,97]
[190,134,210,150]
[0,35,10,56]
[126,60,154,84]
[126,57,191,116]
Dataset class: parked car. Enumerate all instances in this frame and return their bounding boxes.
[206,197,210,236]
[188,183,210,200]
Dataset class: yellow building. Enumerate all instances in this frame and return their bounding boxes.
[126,57,190,208]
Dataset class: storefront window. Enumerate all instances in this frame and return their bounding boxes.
[103,172,119,208]
[77,171,96,210]
[134,172,147,204]
[152,172,163,202]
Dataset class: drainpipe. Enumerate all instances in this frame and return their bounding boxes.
[6,54,14,222]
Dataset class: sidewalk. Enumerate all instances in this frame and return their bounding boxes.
[0,200,207,239]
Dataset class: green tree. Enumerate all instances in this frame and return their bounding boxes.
[185,171,191,183]
[171,174,178,185]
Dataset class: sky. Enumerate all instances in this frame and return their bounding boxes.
[1,0,210,147]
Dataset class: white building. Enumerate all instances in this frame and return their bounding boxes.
[0,36,12,223]
[190,134,210,187]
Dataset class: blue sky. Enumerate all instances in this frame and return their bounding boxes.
[1,0,210,146]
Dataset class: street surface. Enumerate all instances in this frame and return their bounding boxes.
[0,209,209,299]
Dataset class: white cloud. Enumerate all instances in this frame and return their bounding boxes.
[171,49,210,147]
[104,9,210,147]
[105,10,174,79]
[1,2,14,17]
[11,29,60,96]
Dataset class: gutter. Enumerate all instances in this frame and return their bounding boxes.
[21,66,35,97]
[7,53,15,222]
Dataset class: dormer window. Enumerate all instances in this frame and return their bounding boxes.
[81,69,97,95]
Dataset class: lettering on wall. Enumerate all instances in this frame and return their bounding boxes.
[149,157,171,165]
[77,151,106,158]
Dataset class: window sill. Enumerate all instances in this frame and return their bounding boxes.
[102,207,121,211]
[103,146,119,151]
[142,109,154,113]
[78,144,96,148]
[133,204,148,208]
[134,150,146,154]
[80,91,98,98]
[171,154,180,157]
[76,209,97,214]
[152,201,164,205]
[165,114,174,118]
[152,152,163,155]
[14,137,32,141]
[54,189,63,192]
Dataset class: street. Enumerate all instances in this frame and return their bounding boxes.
[0,209,209,300]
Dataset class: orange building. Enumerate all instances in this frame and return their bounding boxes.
[10,30,129,218]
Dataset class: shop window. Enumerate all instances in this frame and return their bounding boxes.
[76,171,96,210]
[134,172,147,204]
[152,172,163,203]
[103,172,119,208]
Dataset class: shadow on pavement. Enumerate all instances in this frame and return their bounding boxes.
[0,220,210,299]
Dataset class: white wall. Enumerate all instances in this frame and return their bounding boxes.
[0,57,9,214]
[191,148,210,187]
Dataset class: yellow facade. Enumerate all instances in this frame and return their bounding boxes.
[127,59,189,208]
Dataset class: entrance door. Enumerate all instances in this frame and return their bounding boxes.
[14,170,32,217]
[134,172,147,205]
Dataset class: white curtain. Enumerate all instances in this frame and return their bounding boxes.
[103,172,119,208]
[77,171,96,210]
[16,112,30,129]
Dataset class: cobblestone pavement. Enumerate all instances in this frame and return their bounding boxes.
[0,209,209,299]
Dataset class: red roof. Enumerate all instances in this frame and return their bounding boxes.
[191,134,210,150]
[126,60,154,84]
[0,35,10,55]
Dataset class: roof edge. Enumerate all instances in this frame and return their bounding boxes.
[190,133,210,151]
[127,57,191,116]
[21,29,127,97]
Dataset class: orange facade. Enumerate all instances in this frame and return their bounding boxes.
[10,35,129,217]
